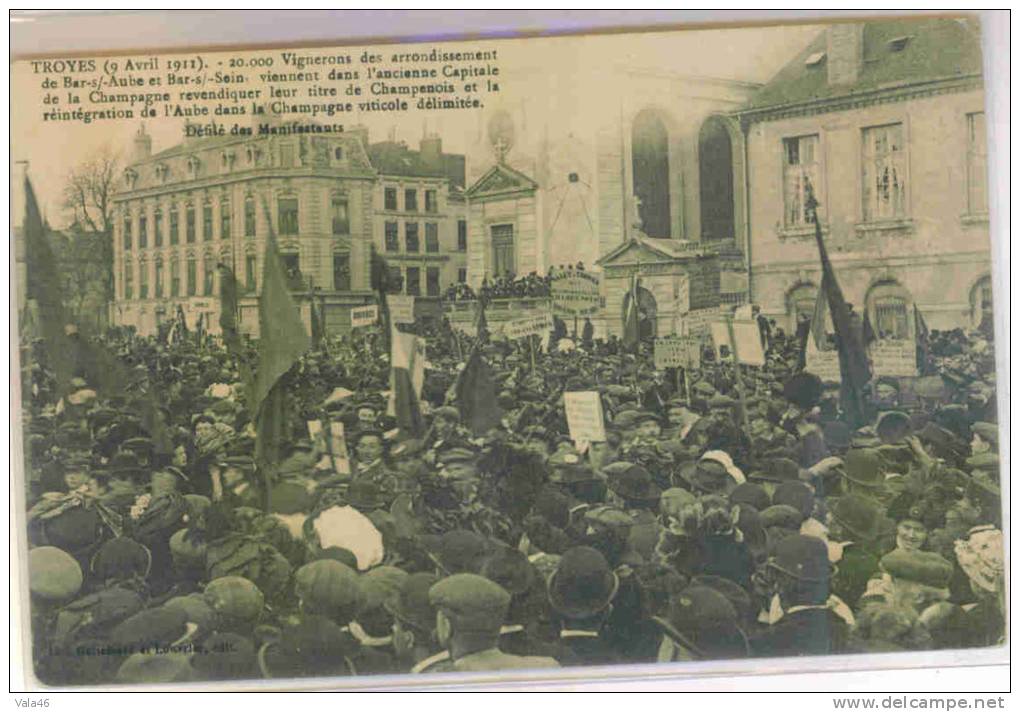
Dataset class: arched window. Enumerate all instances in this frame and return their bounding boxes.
[331,194,350,235]
[202,199,214,242]
[970,275,993,330]
[154,208,164,247]
[220,198,231,240]
[698,117,735,241]
[866,281,912,341]
[787,283,819,328]
[631,110,671,238]
[169,205,180,245]
[186,203,196,243]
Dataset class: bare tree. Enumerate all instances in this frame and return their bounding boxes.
[62,146,119,302]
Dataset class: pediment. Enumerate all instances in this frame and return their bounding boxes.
[466,163,538,198]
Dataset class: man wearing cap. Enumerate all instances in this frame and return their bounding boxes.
[427,574,559,672]
[749,535,851,657]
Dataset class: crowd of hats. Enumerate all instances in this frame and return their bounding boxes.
[19,313,1004,685]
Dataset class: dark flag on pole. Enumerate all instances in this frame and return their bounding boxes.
[806,185,871,427]
[623,270,640,352]
[370,247,394,355]
[218,263,252,393]
[253,201,311,490]
[914,303,930,372]
[455,347,503,436]
[22,175,73,395]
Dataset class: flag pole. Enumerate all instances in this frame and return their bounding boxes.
[726,315,753,444]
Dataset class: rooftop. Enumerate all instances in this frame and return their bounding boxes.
[741,17,983,114]
[366,140,466,188]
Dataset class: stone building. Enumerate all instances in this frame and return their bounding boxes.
[111,120,468,336]
[736,18,991,335]
[367,132,467,317]
[461,63,760,338]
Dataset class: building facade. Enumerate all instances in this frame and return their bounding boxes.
[367,134,467,315]
[111,121,470,336]
[737,19,991,335]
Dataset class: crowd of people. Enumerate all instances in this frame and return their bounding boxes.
[19,305,1004,685]
[443,264,589,302]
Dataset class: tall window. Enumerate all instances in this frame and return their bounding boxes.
[405,222,420,253]
[457,268,467,284]
[698,118,735,240]
[406,267,421,296]
[331,195,350,235]
[244,197,256,238]
[155,258,165,297]
[387,266,402,294]
[384,221,399,252]
[425,223,439,253]
[967,112,988,214]
[186,203,196,243]
[138,261,148,299]
[170,206,179,245]
[426,267,440,296]
[281,254,300,286]
[203,201,213,241]
[278,197,299,235]
[404,189,418,212]
[187,256,197,296]
[862,123,906,221]
[123,263,133,299]
[154,208,164,247]
[631,110,671,238]
[425,189,438,213]
[874,299,909,340]
[220,199,231,240]
[333,254,351,291]
[171,260,180,297]
[203,254,215,295]
[783,134,820,227]
[245,254,257,292]
[491,224,515,278]
[457,219,467,252]
[280,143,296,167]
[123,215,132,251]
[384,187,398,211]
[138,215,148,248]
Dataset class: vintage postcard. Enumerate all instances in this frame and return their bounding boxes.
[10,12,1006,690]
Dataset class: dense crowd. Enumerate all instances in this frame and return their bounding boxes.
[20,308,1004,685]
[443,264,589,302]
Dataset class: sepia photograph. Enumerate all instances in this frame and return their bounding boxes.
[9,10,1008,694]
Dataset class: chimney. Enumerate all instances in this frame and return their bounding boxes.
[346,124,369,149]
[827,23,863,87]
[420,133,442,172]
[133,124,152,161]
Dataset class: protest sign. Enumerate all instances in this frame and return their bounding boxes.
[502,313,554,341]
[805,347,842,382]
[563,391,606,446]
[351,304,379,329]
[387,295,415,325]
[551,270,601,317]
[710,319,765,367]
[654,335,702,370]
[681,306,724,339]
[870,340,919,377]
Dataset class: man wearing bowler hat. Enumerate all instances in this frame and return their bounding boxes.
[547,546,621,666]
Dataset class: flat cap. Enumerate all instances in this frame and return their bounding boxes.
[429,573,511,631]
[880,549,954,589]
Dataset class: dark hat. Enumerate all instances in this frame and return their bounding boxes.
[429,573,511,632]
[822,422,853,451]
[783,373,823,410]
[583,505,636,529]
[432,405,461,422]
[384,572,440,634]
[43,506,103,553]
[667,585,739,635]
[421,529,490,575]
[633,410,661,425]
[259,616,359,678]
[879,549,954,589]
[345,480,388,511]
[317,547,359,569]
[548,546,619,619]
[267,480,313,515]
[479,546,537,597]
[843,448,886,489]
[729,483,771,512]
[91,537,152,582]
[190,632,256,680]
[359,566,409,614]
[965,452,999,473]
[708,393,736,410]
[109,606,190,651]
[612,409,642,430]
[760,504,806,530]
[876,411,912,445]
[605,463,662,504]
[691,575,754,623]
[692,381,716,397]
[772,481,816,520]
[830,494,887,542]
[116,653,194,684]
[769,534,832,582]
[972,422,999,446]
[749,457,802,484]
[915,422,966,461]
[679,460,732,494]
